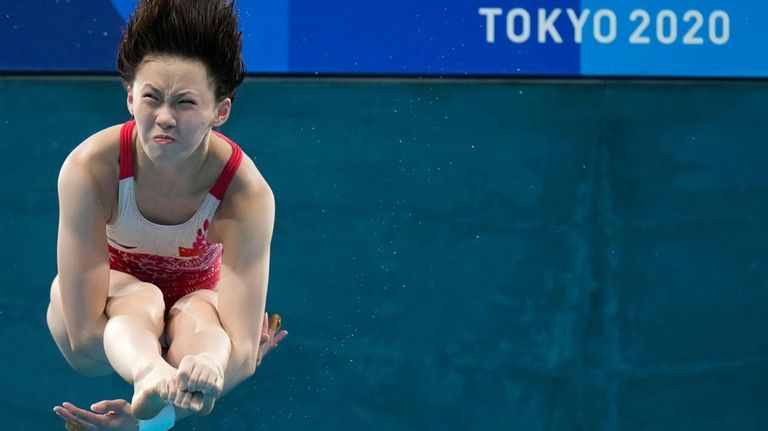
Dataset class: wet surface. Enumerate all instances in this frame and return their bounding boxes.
[1,77,766,430]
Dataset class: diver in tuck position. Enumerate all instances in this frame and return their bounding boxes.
[48,1,287,430]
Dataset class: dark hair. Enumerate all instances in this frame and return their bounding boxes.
[117,0,245,102]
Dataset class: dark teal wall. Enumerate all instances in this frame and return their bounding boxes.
[0,77,766,430]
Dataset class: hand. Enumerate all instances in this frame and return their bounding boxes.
[256,312,288,367]
[53,399,136,431]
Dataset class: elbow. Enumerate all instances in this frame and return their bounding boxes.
[69,336,93,357]
[242,360,258,379]
[241,349,260,379]
[231,342,259,380]
[68,329,102,358]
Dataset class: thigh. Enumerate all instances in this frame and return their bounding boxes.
[104,270,166,323]
[165,290,222,342]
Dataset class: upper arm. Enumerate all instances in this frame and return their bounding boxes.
[215,171,275,359]
[56,147,112,338]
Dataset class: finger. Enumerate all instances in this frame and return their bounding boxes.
[90,399,127,414]
[260,332,271,345]
[62,402,103,423]
[54,406,98,430]
[256,338,283,366]
[260,313,270,344]
[262,330,289,355]
[53,406,75,422]
[272,329,289,345]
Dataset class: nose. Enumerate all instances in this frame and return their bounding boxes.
[155,104,176,130]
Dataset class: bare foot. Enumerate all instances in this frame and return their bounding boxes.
[162,379,207,414]
[176,354,224,397]
[163,354,223,414]
[162,380,215,416]
[131,361,176,420]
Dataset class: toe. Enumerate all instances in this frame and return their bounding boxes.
[190,393,205,412]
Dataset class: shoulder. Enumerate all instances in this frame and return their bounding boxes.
[226,151,275,219]
[212,139,275,241]
[60,124,122,182]
[211,133,274,216]
[58,124,123,219]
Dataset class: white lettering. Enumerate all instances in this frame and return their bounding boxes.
[682,10,704,45]
[478,8,503,43]
[480,7,730,46]
[506,8,531,43]
[656,10,677,44]
[629,9,651,44]
[593,9,617,43]
[538,8,563,43]
[709,10,729,45]
[566,9,590,44]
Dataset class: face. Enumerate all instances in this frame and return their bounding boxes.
[127,54,231,167]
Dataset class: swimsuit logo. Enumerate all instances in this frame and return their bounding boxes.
[107,236,137,249]
[179,219,211,257]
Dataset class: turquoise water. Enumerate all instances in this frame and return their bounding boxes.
[1,77,767,430]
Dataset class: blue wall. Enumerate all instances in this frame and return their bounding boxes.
[2,1,767,77]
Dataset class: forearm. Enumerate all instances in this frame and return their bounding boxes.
[57,267,110,360]
[215,275,268,395]
[67,311,110,364]
[221,341,258,396]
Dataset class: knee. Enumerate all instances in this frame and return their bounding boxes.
[137,283,167,329]
[107,281,166,325]
[136,282,166,312]
[168,290,217,317]
[47,280,74,352]
[49,275,61,304]
[67,355,113,376]
[64,350,114,377]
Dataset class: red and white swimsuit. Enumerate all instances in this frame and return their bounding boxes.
[107,120,243,312]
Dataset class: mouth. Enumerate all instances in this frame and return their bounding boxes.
[152,134,175,144]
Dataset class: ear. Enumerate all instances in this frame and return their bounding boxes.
[212,98,232,127]
[126,85,135,116]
